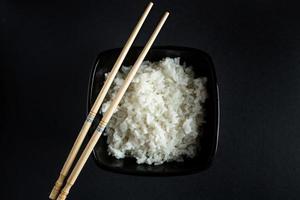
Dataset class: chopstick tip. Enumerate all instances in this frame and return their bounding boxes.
[149,2,154,6]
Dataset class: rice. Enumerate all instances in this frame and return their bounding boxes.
[100,57,207,165]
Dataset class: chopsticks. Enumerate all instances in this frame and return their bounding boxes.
[49,2,153,199]
[56,11,169,200]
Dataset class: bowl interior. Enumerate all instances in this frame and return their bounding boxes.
[88,46,219,176]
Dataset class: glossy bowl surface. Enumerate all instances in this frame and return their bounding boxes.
[87,46,219,176]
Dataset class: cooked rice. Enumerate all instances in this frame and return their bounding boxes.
[101,57,207,165]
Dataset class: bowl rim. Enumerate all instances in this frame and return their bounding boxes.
[87,45,220,176]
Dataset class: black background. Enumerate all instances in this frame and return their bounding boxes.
[1,0,300,199]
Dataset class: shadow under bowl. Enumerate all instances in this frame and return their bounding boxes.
[87,46,219,176]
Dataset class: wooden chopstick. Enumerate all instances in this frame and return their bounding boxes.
[56,12,169,200]
[49,2,153,199]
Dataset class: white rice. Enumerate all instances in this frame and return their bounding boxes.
[100,57,207,165]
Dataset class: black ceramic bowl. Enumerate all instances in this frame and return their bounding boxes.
[87,46,219,176]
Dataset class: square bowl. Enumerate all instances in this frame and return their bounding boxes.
[87,46,219,176]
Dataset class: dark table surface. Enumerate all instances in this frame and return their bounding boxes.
[1,0,300,199]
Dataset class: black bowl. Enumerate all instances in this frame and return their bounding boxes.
[87,46,219,176]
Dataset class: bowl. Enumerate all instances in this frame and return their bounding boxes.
[87,46,219,176]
